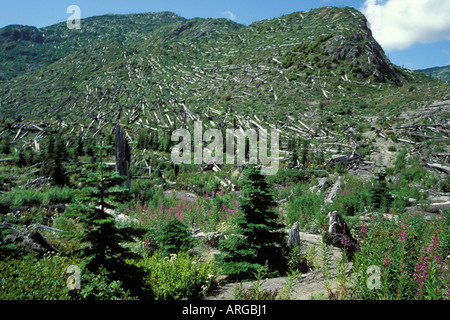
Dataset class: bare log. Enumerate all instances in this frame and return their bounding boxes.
[0,223,60,253]
[325,177,343,203]
[309,177,329,194]
[426,162,450,173]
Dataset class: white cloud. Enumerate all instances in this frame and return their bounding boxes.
[361,0,450,51]
[222,10,237,21]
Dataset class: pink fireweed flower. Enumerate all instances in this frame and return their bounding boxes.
[414,248,429,298]
[360,225,367,234]
[340,229,348,247]
[341,236,349,247]
[427,233,439,256]
[398,219,407,241]
[398,229,407,241]
[445,285,450,300]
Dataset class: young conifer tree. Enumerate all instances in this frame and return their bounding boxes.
[50,134,69,186]
[217,166,287,281]
[64,144,148,298]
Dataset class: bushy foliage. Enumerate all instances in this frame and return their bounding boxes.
[11,188,44,208]
[0,253,79,300]
[135,250,218,300]
[285,186,324,230]
[43,186,74,205]
[329,176,371,217]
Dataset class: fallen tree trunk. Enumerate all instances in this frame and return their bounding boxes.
[0,223,60,253]
[325,177,343,203]
[426,162,450,173]
[309,177,328,194]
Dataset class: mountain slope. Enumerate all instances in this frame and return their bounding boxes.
[417,65,450,82]
[0,12,191,81]
[0,6,448,154]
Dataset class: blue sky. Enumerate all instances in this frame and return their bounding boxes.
[1,0,449,70]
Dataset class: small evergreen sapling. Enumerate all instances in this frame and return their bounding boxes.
[64,144,147,297]
[158,219,194,258]
[217,166,288,281]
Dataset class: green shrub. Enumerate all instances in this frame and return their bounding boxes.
[402,166,427,183]
[0,253,80,300]
[394,149,408,173]
[76,268,135,300]
[388,145,397,152]
[286,190,324,228]
[137,251,218,300]
[0,192,13,214]
[330,177,371,217]
[441,175,450,193]
[43,187,74,205]
[390,185,426,214]
[267,168,307,186]
[11,188,43,207]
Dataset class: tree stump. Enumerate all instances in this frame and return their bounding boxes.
[115,124,131,191]
[288,221,301,247]
[323,211,360,260]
